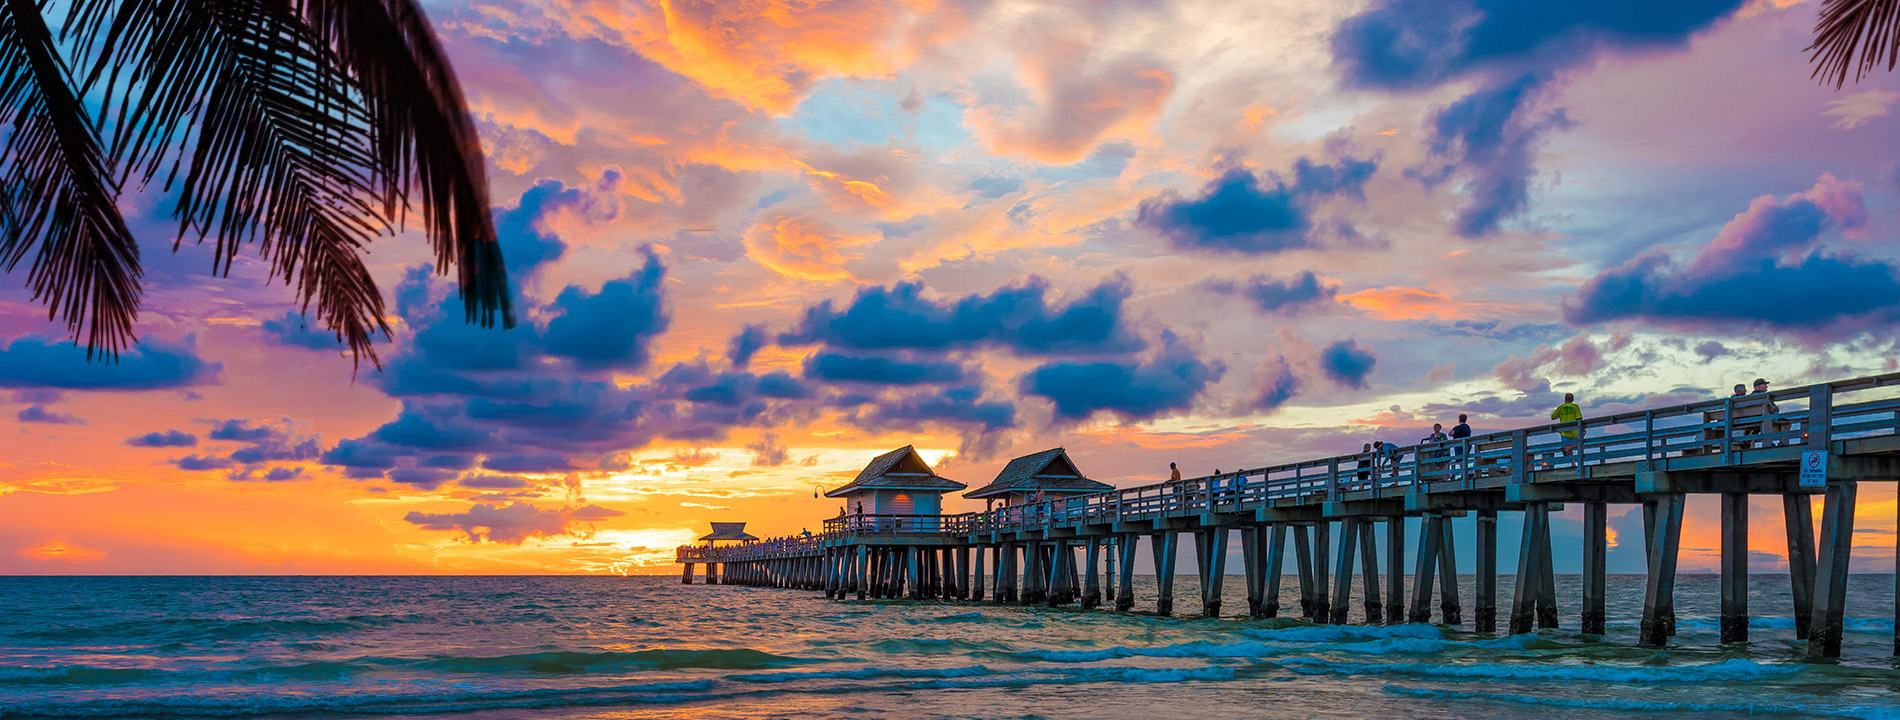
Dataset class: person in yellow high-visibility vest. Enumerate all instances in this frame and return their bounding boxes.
[1550,392,1583,457]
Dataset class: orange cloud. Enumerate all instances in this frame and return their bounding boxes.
[1338,286,1507,321]
[498,0,965,115]
[742,210,879,281]
[20,542,105,563]
[970,20,1174,165]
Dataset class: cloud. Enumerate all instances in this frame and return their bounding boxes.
[226,466,308,482]
[1320,339,1377,389]
[855,385,1018,433]
[175,454,236,471]
[747,432,789,467]
[1414,74,1574,236]
[1491,334,1608,393]
[388,467,460,491]
[1135,155,1377,253]
[1693,340,1729,363]
[126,430,197,448]
[540,247,670,371]
[0,335,219,390]
[460,474,532,490]
[260,311,342,350]
[973,38,1173,164]
[781,276,1144,356]
[1206,271,1338,315]
[803,352,966,385]
[1334,1,1743,236]
[1020,331,1224,422]
[403,501,626,544]
[727,324,768,367]
[1330,0,1746,91]
[371,402,495,450]
[208,419,276,442]
[1255,356,1301,411]
[1565,174,1899,337]
[17,405,84,425]
[1822,89,1899,130]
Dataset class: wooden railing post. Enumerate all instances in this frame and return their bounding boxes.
[1722,395,1735,465]
[1510,429,1527,482]
[1643,410,1656,470]
[1327,460,1339,498]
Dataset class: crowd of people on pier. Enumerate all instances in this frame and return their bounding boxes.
[1169,379,1788,495]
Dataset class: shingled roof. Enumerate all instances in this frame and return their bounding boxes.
[964,447,1112,499]
[698,522,758,542]
[823,445,965,498]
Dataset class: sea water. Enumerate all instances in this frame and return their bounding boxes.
[1,575,1896,719]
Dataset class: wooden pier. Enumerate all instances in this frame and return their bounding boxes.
[677,373,1900,659]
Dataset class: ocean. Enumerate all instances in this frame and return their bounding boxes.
[1,575,1896,719]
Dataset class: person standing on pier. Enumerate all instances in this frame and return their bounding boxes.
[1357,443,1372,487]
[1551,392,1583,459]
[1169,462,1181,482]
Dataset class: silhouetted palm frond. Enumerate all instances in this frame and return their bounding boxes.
[1,0,509,366]
[0,0,142,358]
[1809,0,1900,88]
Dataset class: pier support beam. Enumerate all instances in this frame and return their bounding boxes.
[1292,524,1315,621]
[1641,501,1675,636]
[1386,516,1405,626]
[1720,492,1749,643]
[1116,535,1139,612]
[1049,541,1075,606]
[998,545,1016,604]
[1082,541,1102,609]
[1808,479,1858,660]
[1475,510,1497,633]
[1640,493,1686,646]
[907,547,923,600]
[1312,522,1331,623]
[1359,519,1383,625]
[1152,531,1179,615]
[1784,495,1817,640]
[1196,528,1228,617]
[1022,542,1046,605]
[1410,514,1441,624]
[972,546,986,601]
[1330,518,1358,624]
[1241,526,1264,617]
[1437,517,1462,625]
[1263,524,1286,618]
[1582,502,1607,634]
[1511,505,1550,634]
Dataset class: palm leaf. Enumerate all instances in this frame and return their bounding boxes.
[70,0,393,367]
[298,0,512,331]
[0,0,142,358]
[40,0,510,366]
[1809,0,1900,88]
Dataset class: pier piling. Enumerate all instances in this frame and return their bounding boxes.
[1475,510,1497,633]
[1719,492,1748,643]
[1581,502,1606,634]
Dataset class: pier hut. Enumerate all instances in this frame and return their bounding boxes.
[965,448,1116,607]
[824,445,965,529]
[681,522,757,584]
[964,447,1113,508]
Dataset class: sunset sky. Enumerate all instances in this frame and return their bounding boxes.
[4,0,1899,576]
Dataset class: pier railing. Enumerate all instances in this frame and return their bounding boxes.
[686,371,1900,554]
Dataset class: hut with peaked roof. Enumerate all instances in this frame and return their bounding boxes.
[824,445,965,517]
[964,447,1112,507]
[698,522,758,547]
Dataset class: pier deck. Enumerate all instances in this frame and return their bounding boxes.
[678,373,1900,659]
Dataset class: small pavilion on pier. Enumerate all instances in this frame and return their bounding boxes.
[698,522,758,546]
[825,446,965,525]
[964,447,1113,509]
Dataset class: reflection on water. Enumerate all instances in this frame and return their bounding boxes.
[0,575,1895,719]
